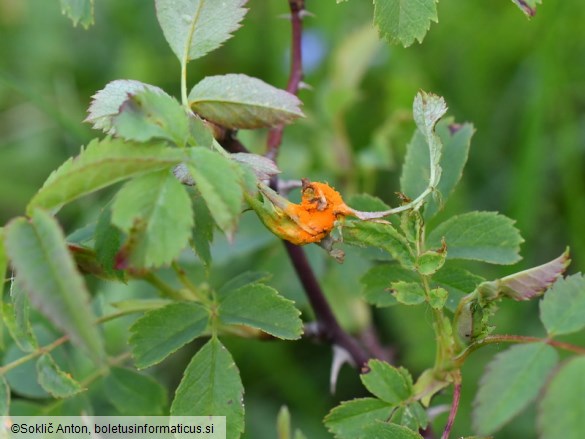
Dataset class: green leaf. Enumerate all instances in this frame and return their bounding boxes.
[511,0,542,18]
[113,90,190,146]
[0,376,9,416]
[363,422,423,439]
[473,343,558,435]
[343,221,415,269]
[539,273,585,336]
[59,0,94,29]
[401,120,474,218]
[85,80,166,134]
[232,153,281,180]
[346,194,390,212]
[187,148,244,236]
[111,170,193,268]
[361,264,419,307]
[36,354,83,398]
[390,281,426,306]
[189,74,304,129]
[94,206,124,279]
[416,247,446,276]
[427,212,523,265]
[4,211,104,361]
[373,0,438,47]
[27,137,186,214]
[129,302,209,369]
[478,249,570,302]
[219,284,302,340]
[171,337,244,439]
[1,300,37,353]
[155,0,248,62]
[104,367,167,415]
[324,398,392,439]
[390,402,428,431]
[428,287,448,310]
[191,188,215,268]
[539,356,585,439]
[361,360,413,404]
[432,265,484,312]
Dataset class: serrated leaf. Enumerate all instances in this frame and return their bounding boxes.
[27,138,186,214]
[361,264,419,307]
[343,221,415,269]
[111,170,193,268]
[59,0,94,29]
[538,356,585,439]
[511,0,542,18]
[156,0,248,62]
[390,281,426,306]
[4,211,104,361]
[187,148,244,236]
[104,367,167,415]
[94,206,124,279]
[401,120,474,218]
[85,80,166,134]
[480,249,569,302]
[113,90,190,146]
[191,188,215,268]
[219,283,302,340]
[361,360,413,404]
[539,273,585,336]
[427,212,523,264]
[473,343,558,435]
[1,300,37,353]
[374,0,438,47]
[171,337,244,439]
[363,421,423,439]
[129,302,209,369]
[189,74,303,129]
[324,398,392,439]
[36,354,83,398]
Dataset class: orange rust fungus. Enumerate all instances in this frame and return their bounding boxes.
[281,179,353,245]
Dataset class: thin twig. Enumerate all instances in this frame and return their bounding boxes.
[266,0,305,161]
[441,371,462,439]
[285,242,370,368]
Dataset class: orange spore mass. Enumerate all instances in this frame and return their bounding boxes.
[283,182,351,245]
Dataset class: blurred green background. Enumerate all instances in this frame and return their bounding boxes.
[1,0,584,438]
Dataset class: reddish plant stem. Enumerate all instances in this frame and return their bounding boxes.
[285,242,370,368]
[266,0,305,161]
[441,371,462,439]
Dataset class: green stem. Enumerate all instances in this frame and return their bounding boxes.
[141,272,188,301]
[0,335,68,376]
[180,0,204,107]
[454,334,585,366]
[171,262,211,304]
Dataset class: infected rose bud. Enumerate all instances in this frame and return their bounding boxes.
[246,180,353,245]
